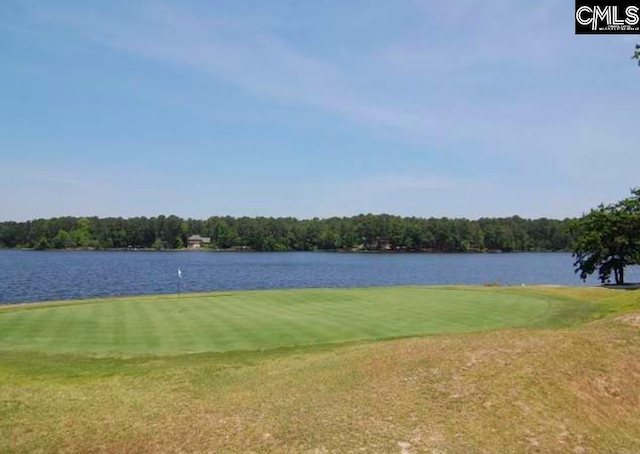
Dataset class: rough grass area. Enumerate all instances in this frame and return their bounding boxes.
[1,286,639,453]
[0,287,555,356]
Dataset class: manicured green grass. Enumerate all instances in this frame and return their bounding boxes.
[0,286,555,356]
[2,286,640,453]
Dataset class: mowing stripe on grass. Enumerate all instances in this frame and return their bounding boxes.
[0,286,552,356]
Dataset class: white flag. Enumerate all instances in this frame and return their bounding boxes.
[178,268,183,279]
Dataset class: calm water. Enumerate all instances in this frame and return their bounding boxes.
[1,250,638,304]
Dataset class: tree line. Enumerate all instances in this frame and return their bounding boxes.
[0,214,573,253]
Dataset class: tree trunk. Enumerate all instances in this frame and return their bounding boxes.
[614,266,624,285]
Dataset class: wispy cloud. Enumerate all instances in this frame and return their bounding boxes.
[0,167,91,187]
[28,0,637,164]
[29,3,451,141]
[353,175,475,192]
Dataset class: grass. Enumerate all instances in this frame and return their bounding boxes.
[0,286,556,356]
[1,286,640,453]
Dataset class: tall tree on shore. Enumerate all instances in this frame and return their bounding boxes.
[572,189,640,285]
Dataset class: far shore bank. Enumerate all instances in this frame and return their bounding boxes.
[5,247,571,254]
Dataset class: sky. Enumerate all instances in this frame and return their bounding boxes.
[1,0,638,221]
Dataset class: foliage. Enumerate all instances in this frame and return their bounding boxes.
[633,43,640,66]
[0,214,574,253]
[572,189,640,284]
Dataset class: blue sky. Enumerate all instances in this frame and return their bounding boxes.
[1,0,638,221]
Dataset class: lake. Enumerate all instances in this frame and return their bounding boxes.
[1,250,638,304]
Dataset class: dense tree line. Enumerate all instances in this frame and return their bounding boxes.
[0,214,574,252]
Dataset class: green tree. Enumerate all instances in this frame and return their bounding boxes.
[572,189,640,285]
[212,219,241,249]
[151,237,165,250]
[52,229,76,249]
[71,217,96,248]
[33,236,51,250]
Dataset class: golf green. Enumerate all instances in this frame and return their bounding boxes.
[0,287,550,356]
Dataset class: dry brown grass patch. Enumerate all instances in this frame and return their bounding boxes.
[4,320,640,453]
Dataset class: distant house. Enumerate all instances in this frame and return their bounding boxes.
[187,235,211,249]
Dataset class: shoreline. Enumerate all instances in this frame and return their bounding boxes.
[4,247,571,254]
